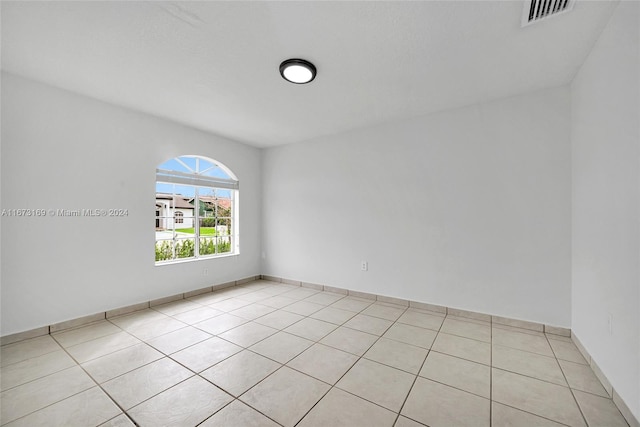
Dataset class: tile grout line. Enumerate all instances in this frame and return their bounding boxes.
[0,306,511,424]
[3,276,569,347]
[166,284,338,361]
[308,297,405,423]
[5,295,410,394]
[163,302,287,427]
[118,375,198,425]
[393,309,452,426]
[291,301,411,426]
[56,319,217,426]
[490,315,493,427]
[58,312,244,426]
[489,330,610,425]
[0,385,113,427]
[544,332,591,427]
[6,285,391,425]
[129,286,625,426]
[492,402,575,427]
[187,286,364,427]
[50,332,141,427]
[291,382,333,427]
[4,281,624,426]
[2,324,143,426]
[195,397,284,427]
[103,305,280,427]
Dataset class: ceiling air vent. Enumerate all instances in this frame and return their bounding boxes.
[522,0,576,26]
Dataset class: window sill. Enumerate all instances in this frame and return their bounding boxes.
[155,252,239,267]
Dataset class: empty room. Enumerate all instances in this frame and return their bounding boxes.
[1,1,638,426]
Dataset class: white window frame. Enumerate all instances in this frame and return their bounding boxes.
[155,155,239,264]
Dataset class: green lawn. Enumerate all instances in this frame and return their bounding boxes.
[175,227,217,235]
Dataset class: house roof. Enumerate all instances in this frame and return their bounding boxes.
[194,196,231,210]
[155,194,194,210]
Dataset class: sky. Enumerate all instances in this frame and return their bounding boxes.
[156,156,233,198]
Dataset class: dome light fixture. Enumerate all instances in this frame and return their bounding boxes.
[279,58,316,84]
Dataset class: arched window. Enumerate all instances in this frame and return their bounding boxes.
[155,155,239,263]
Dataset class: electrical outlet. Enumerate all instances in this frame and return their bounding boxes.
[203,268,209,276]
[361,261,368,271]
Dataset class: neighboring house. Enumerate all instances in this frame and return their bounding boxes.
[155,194,195,229]
[189,195,232,218]
[187,195,232,240]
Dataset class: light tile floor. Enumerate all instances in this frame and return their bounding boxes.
[0,280,631,427]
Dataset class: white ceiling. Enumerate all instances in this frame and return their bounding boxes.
[1,1,618,148]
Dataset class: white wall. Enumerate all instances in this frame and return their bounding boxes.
[571,0,639,420]
[0,72,262,335]
[263,87,572,327]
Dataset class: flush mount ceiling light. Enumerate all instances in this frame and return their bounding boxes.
[279,58,316,84]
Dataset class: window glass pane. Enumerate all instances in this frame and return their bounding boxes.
[216,217,232,235]
[155,239,175,262]
[200,166,232,180]
[199,220,216,235]
[156,156,237,264]
[174,185,196,198]
[217,236,231,254]
[155,183,196,197]
[180,156,198,172]
[199,237,217,256]
[216,189,232,198]
[158,158,193,174]
[191,157,230,180]
[175,238,195,259]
